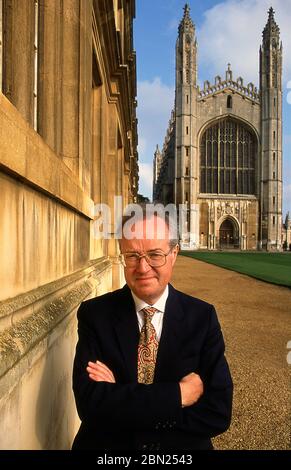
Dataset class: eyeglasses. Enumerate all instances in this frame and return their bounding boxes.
[120,248,175,268]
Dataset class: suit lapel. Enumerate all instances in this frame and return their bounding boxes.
[112,284,186,383]
[113,285,140,382]
[154,285,185,381]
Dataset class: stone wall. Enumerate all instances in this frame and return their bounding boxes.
[0,260,112,449]
[0,0,138,449]
[0,86,96,451]
[197,91,260,138]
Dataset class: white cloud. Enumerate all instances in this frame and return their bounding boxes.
[137,78,174,197]
[138,136,147,155]
[137,77,174,114]
[138,163,153,198]
[284,184,291,214]
[198,0,291,86]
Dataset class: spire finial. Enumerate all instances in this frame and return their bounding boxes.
[184,3,190,16]
[263,6,280,43]
[227,63,231,71]
[268,6,275,19]
[179,3,195,35]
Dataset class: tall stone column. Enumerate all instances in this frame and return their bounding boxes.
[59,0,80,176]
[107,103,118,218]
[174,4,198,248]
[0,0,3,93]
[2,0,35,125]
[91,85,102,204]
[260,8,283,250]
[123,164,130,205]
[37,0,61,152]
[78,0,92,193]
[107,103,121,289]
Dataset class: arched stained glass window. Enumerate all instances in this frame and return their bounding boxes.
[200,119,256,195]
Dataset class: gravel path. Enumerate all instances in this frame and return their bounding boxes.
[171,255,291,450]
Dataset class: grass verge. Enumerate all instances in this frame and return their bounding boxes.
[179,251,291,288]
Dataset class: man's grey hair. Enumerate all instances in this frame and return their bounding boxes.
[118,203,179,248]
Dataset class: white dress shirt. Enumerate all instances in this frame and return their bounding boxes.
[131,285,169,341]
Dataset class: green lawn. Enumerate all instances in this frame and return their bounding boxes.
[179,251,291,287]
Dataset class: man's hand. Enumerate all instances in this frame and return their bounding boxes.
[87,361,116,383]
[179,372,204,408]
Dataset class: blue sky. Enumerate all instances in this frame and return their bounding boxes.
[134,0,291,216]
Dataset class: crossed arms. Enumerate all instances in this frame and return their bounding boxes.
[87,360,204,408]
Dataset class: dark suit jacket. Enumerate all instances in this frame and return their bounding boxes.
[72,284,233,451]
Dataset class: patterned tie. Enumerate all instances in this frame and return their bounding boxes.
[138,307,159,384]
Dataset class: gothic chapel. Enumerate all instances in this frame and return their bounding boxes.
[153,4,283,251]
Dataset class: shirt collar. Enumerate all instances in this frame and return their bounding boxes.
[131,284,169,313]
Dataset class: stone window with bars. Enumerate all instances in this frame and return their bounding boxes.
[200,118,256,195]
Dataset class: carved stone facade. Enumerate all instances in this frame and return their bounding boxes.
[153,4,283,251]
[0,0,138,449]
[282,212,291,250]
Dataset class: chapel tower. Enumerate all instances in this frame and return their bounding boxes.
[260,7,283,250]
[154,6,284,252]
[175,3,199,246]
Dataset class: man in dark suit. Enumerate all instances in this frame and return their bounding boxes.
[72,209,233,450]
